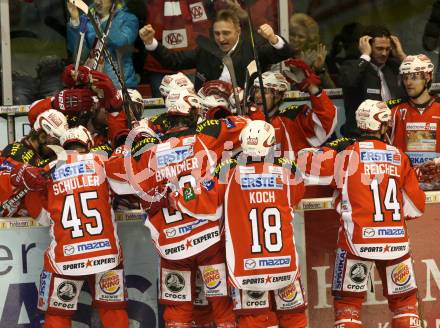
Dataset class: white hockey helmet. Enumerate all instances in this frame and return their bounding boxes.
[60,125,94,149]
[33,109,68,139]
[130,118,159,139]
[239,120,275,156]
[399,54,434,76]
[117,88,144,116]
[159,72,194,97]
[165,89,202,116]
[355,99,391,132]
[201,94,230,110]
[253,71,289,93]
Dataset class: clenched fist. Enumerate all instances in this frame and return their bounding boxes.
[257,24,278,45]
[139,24,156,45]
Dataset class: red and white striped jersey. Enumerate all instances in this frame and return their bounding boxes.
[271,91,337,159]
[300,137,425,260]
[106,117,247,260]
[176,157,304,290]
[41,152,122,275]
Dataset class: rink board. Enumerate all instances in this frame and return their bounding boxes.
[0,191,439,327]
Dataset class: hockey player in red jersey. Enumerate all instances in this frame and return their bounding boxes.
[0,109,68,217]
[389,54,440,189]
[106,89,246,327]
[173,120,307,328]
[300,100,425,328]
[28,64,126,147]
[249,68,337,159]
[34,126,128,328]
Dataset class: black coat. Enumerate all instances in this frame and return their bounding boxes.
[149,35,292,90]
[338,57,406,137]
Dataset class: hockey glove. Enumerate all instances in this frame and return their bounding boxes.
[200,80,233,100]
[284,58,322,92]
[53,88,96,114]
[415,160,440,183]
[90,70,123,110]
[143,184,173,217]
[10,164,47,191]
[62,64,91,87]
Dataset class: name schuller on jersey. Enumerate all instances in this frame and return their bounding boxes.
[51,160,101,195]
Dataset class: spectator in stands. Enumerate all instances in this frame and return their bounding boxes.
[288,13,335,89]
[139,9,292,90]
[338,25,407,137]
[66,0,139,89]
[423,0,440,81]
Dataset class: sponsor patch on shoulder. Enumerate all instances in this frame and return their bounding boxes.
[239,166,255,174]
[201,179,215,191]
[182,136,196,145]
[358,142,374,149]
[224,118,236,129]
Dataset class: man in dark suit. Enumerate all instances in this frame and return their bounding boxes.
[339,25,407,137]
[139,9,292,91]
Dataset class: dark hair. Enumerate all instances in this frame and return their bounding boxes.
[214,9,240,27]
[167,112,198,130]
[63,142,88,152]
[363,25,391,39]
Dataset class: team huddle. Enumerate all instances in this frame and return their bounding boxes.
[0,53,433,328]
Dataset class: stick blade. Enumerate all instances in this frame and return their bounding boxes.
[68,0,89,14]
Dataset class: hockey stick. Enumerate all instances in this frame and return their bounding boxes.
[0,145,67,217]
[69,0,122,85]
[244,0,268,121]
[68,0,140,128]
[222,54,243,115]
[196,36,243,115]
[116,46,141,128]
[84,1,117,70]
[243,60,258,115]
[73,15,88,78]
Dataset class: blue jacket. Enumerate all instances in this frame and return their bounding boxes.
[67,6,139,88]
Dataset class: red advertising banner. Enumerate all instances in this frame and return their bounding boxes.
[305,202,440,327]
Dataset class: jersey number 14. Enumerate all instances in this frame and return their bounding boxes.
[370,178,401,222]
